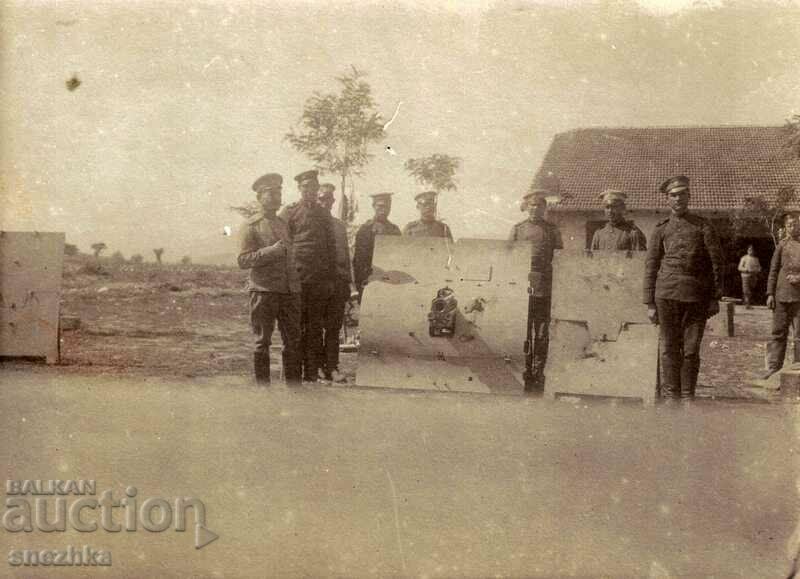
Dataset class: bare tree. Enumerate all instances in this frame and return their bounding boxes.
[285,66,385,223]
[90,242,107,258]
[731,185,796,247]
[405,154,461,193]
[153,248,164,265]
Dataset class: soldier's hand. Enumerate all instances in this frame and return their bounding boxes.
[767,295,776,310]
[647,307,658,325]
[707,300,720,318]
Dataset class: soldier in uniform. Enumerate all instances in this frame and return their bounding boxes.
[352,192,402,300]
[591,189,647,251]
[643,175,723,400]
[279,169,337,383]
[509,187,563,394]
[403,191,454,240]
[237,172,302,385]
[764,213,800,379]
[317,183,352,383]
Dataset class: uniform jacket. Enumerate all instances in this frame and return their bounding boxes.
[279,201,337,284]
[329,215,353,287]
[352,218,402,288]
[237,211,299,293]
[402,219,453,240]
[508,217,563,297]
[591,221,647,251]
[767,238,800,302]
[643,213,723,304]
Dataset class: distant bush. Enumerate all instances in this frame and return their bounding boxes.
[130,254,144,264]
[77,263,111,277]
[181,255,192,265]
[64,243,79,256]
[110,251,126,264]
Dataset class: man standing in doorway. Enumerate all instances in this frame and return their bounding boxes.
[738,245,762,309]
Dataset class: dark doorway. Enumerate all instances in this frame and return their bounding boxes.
[721,236,774,304]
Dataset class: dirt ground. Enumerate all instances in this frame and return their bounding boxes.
[0,258,784,401]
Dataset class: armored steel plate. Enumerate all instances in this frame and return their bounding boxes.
[547,250,658,403]
[356,236,531,393]
[0,231,65,362]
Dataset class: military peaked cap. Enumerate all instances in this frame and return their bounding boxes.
[659,175,690,195]
[252,173,283,193]
[318,183,336,197]
[370,192,394,203]
[294,169,319,183]
[414,191,438,203]
[598,189,627,204]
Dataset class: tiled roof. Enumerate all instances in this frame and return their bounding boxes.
[533,126,800,211]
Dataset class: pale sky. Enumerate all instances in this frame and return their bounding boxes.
[2,0,800,261]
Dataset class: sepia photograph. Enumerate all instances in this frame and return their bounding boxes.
[2,0,800,576]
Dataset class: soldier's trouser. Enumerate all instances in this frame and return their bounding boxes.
[321,281,350,374]
[740,274,756,306]
[250,291,302,384]
[301,282,331,380]
[526,296,552,382]
[767,301,800,373]
[655,299,707,399]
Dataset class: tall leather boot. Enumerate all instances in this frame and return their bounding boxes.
[282,348,302,387]
[254,352,270,385]
[659,353,681,400]
[680,359,699,399]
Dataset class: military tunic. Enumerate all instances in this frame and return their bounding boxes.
[402,219,453,240]
[591,221,647,251]
[352,219,402,294]
[237,212,301,383]
[279,200,337,381]
[508,217,564,297]
[642,213,723,398]
[765,238,800,373]
[508,217,563,387]
[320,215,353,377]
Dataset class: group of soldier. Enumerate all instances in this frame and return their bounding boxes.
[239,168,731,401]
[238,170,457,386]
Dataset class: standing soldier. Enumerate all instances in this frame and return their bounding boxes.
[764,213,800,379]
[644,175,723,400]
[317,183,352,383]
[591,190,647,251]
[738,244,762,309]
[279,170,337,383]
[237,172,301,385]
[352,192,402,300]
[509,187,563,394]
[403,191,454,240]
